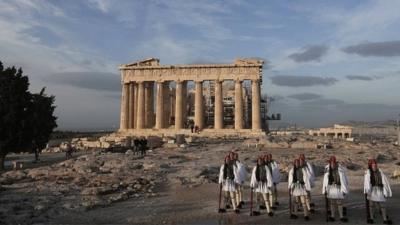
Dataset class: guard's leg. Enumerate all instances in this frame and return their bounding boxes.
[378,202,391,223]
[262,193,273,216]
[269,190,274,208]
[224,191,231,208]
[229,191,238,211]
[253,192,260,215]
[300,195,309,219]
[238,185,244,204]
[337,199,348,222]
[273,184,279,205]
[305,193,312,212]
[369,200,375,220]
[330,199,336,219]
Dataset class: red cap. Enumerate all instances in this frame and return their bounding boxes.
[329,156,337,163]
[299,154,305,160]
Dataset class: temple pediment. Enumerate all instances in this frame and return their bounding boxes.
[124,58,160,67]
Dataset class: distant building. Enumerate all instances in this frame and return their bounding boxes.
[309,124,353,138]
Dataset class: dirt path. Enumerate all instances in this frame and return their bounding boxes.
[2,141,400,225]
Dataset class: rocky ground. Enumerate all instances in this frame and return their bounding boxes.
[1,136,400,225]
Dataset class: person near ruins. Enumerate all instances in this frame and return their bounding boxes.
[322,156,349,222]
[250,156,274,216]
[266,153,280,209]
[140,137,148,156]
[65,142,73,159]
[299,154,315,212]
[364,159,392,224]
[288,158,311,220]
[190,123,194,133]
[218,154,240,213]
[232,151,246,208]
[133,138,139,154]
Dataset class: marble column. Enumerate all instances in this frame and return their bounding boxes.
[182,81,187,126]
[136,81,145,129]
[155,81,164,129]
[128,82,135,129]
[175,81,183,130]
[120,83,130,130]
[144,82,154,128]
[251,79,261,130]
[235,80,243,129]
[214,80,223,129]
[194,81,204,129]
[133,82,138,128]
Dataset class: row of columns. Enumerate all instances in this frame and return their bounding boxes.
[120,79,262,131]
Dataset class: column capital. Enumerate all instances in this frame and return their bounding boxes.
[235,79,243,83]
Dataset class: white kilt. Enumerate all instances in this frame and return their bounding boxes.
[222,179,236,192]
[327,184,344,199]
[255,182,271,194]
[292,183,307,197]
[368,186,386,202]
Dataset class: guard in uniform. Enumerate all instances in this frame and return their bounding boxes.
[322,156,349,222]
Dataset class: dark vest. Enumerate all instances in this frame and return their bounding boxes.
[370,169,383,187]
[256,165,267,182]
[223,163,235,180]
[328,167,341,185]
[293,167,304,183]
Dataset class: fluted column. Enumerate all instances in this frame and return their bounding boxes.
[136,81,145,129]
[128,82,135,129]
[194,81,204,129]
[182,81,187,126]
[144,82,154,128]
[133,82,138,128]
[120,83,130,130]
[214,80,223,129]
[251,79,261,130]
[175,81,183,130]
[155,81,164,129]
[235,80,243,129]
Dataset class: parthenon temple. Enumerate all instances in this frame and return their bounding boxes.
[118,58,266,136]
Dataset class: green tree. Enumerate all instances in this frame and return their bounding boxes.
[26,88,58,161]
[0,61,57,169]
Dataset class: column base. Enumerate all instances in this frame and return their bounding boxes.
[119,128,266,138]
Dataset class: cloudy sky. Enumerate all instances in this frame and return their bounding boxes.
[1,0,400,130]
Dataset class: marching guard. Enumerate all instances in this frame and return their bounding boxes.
[250,157,274,216]
[364,159,392,224]
[288,159,311,220]
[232,152,246,208]
[218,155,240,213]
[322,156,349,222]
[266,153,280,209]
